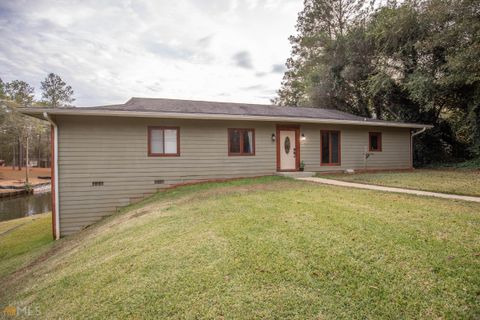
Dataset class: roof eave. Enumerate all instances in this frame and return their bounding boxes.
[20,109,433,129]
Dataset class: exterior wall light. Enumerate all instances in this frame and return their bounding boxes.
[271,133,276,141]
[301,133,306,141]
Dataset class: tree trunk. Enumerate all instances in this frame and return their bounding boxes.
[25,135,29,184]
[37,134,41,167]
[12,144,15,170]
[17,138,21,171]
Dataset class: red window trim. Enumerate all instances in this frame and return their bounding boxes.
[369,132,382,152]
[228,128,256,156]
[320,130,341,166]
[148,126,180,157]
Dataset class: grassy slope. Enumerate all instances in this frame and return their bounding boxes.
[1,177,479,319]
[321,169,480,196]
[0,213,53,278]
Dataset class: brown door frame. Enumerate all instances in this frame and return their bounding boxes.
[276,125,300,172]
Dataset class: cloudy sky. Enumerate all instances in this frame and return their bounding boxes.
[0,0,302,107]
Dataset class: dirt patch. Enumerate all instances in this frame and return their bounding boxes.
[0,178,49,188]
[0,188,19,194]
[0,167,50,180]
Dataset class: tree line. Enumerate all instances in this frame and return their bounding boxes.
[275,0,479,165]
[0,73,75,170]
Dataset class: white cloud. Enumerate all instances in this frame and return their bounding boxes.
[271,64,287,73]
[0,0,302,106]
[232,51,254,69]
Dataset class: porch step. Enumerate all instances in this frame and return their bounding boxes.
[276,171,315,178]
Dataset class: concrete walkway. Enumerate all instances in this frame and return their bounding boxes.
[298,177,480,203]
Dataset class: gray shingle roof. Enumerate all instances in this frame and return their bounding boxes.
[20,97,432,128]
[86,97,378,122]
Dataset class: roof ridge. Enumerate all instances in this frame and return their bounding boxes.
[127,97,351,112]
[128,97,286,108]
[88,97,377,123]
[83,103,127,109]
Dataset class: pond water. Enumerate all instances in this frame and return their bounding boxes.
[0,192,52,222]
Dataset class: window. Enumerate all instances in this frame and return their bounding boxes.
[369,132,382,152]
[228,129,255,156]
[321,130,341,165]
[148,126,179,156]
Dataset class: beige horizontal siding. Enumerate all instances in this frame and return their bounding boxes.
[56,115,411,236]
[57,116,277,235]
[301,124,411,171]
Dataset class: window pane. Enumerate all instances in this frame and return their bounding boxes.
[242,130,254,154]
[229,130,241,153]
[331,132,339,163]
[321,132,330,163]
[150,129,164,154]
[164,129,177,154]
[370,134,378,150]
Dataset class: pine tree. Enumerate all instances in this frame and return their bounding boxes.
[41,73,75,108]
[274,0,371,108]
[5,80,35,107]
[0,78,5,99]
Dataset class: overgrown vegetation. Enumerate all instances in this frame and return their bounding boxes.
[1,177,479,319]
[426,157,480,169]
[275,0,480,165]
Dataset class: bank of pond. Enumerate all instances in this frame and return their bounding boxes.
[0,191,52,222]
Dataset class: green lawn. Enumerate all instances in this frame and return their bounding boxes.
[0,177,479,319]
[320,169,480,196]
[0,213,54,279]
[427,157,480,169]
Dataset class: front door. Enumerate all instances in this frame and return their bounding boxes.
[279,130,297,170]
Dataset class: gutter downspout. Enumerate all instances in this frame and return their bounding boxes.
[43,112,60,240]
[412,127,427,138]
[410,127,428,169]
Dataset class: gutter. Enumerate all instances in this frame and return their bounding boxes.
[21,109,433,129]
[43,112,60,240]
[412,127,427,137]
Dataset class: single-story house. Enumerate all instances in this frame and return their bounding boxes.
[21,98,432,238]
